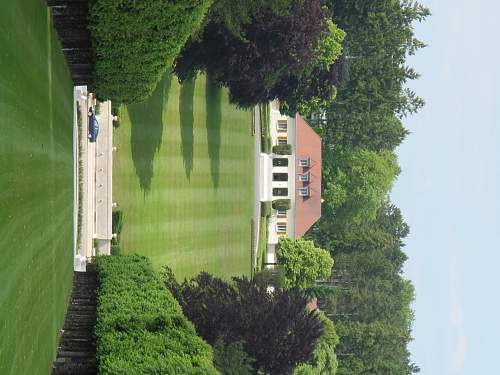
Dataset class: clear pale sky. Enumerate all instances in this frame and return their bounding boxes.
[391,0,500,373]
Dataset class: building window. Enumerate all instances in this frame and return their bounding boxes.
[299,172,309,182]
[299,187,310,197]
[273,158,288,167]
[278,138,288,145]
[273,173,288,182]
[299,158,310,167]
[277,223,287,233]
[277,120,288,131]
[273,188,288,197]
[277,209,287,217]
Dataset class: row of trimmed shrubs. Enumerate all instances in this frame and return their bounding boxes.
[89,0,212,104]
[95,255,219,374]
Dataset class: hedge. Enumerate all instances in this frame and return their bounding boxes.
[112,210,123,234]
[261,201,272,218]
[272,144,292,155]
[95,255,219,374]
[89,0,212,104]
[272,199,291,211]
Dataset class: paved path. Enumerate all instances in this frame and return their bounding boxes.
[74,88,93,263]
[73,89,113,266]
[94,101,113,255]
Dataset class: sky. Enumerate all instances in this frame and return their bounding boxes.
[391,0,500,374]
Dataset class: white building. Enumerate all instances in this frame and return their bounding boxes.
[259,101,322,266]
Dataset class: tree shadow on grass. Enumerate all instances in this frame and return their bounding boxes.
[206,75,222,188]
[179,78,196,179]
[129,74,172,193]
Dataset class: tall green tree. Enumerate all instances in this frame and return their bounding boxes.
[277,237,334,290]
[322,150,400,226]
[309,0,431,152]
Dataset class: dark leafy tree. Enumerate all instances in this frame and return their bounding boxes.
[175,0,344,109]
[203,0,291,38]
[213,339,254,375]
[165,270,324,375]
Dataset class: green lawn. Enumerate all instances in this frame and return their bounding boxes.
[114,74,254,279]
[0,1,74,374]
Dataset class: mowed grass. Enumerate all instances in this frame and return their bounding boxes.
[0,1,74,374]
[114,74,254,279]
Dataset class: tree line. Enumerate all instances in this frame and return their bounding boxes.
[302,1,430,374]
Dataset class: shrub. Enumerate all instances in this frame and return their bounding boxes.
[89,0,212,104]
[272,199,291,211]
[261,201,272,218]
[110,244,121,256]
[111,210,123,234]
[95,255,219,374]
[253,267,285,289]
[277,237,333,290]
[261,136,272,154]
[213,339,254,375]
[272,144,292,155]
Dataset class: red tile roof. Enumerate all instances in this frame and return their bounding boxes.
[294,114,322,238]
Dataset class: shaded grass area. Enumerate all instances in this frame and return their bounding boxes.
[113,73,254,279]
[0,1,74,373]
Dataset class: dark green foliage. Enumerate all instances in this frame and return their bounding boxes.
[164,270,324,375]
[213,339,254,375]
[111,210,123,234]
[294,312,339,375]
[316,0,430,152]
[95,255,219,374]
[175,0,338,108]
[253,267,285,290]
[272,144,292,155]
[110,244,121,256]
[279,20,346,116]
[205,0,291,38]
[308,201,419,374]
[89,0,212,104]
[272,199,291,211]
[261,201,272,217]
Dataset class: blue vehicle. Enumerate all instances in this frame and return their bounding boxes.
[87,108,99,142]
